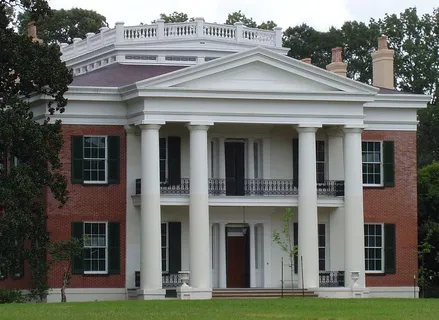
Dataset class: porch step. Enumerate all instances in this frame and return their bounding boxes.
[212,288,318,298]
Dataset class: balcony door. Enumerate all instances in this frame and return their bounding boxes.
[225,141,245,196]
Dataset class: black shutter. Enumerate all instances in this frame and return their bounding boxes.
[384,223,396,274]
[383,141,395,187]
[293,139,299,187]
[0,264,6,280]
[294,222,298,274]
[71,136,84,184]
[167,137,181,186]
[107,136,120,184]
[168,222,182,274]
[108,222,121,274]
[71,222,84,274]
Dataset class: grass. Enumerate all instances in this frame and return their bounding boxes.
[1,298,438,320]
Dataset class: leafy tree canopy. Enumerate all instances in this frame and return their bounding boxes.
[17,7,108,44]
[0,0,72,300]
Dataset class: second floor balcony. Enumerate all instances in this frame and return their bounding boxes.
[134,178,344,197]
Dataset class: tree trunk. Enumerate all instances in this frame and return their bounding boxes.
[61,271,68,302]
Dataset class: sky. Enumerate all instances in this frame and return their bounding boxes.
[48,0,437,31]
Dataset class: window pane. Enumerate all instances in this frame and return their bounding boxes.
[319,260,325,271]
[98,260,106,271]
[84,259,91,272]
[162,259,166,272]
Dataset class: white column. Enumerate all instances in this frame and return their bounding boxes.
[343,127,366,288]
[296,126,319,289]
[188,124,212,298]
[249,223,256,288]
[218,222,227,288]
[218,138,226,180]
[139,124,165,298]
[247,139,255,179]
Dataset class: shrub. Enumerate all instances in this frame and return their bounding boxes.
[0,288,27,304]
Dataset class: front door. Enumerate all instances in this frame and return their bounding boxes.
[226,225,250,288]
[225,141,245,196]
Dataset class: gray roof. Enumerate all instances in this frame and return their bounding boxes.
[70,63,186,87]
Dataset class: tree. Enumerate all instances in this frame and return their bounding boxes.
[0,0,72,301]
[272,208,298,290]
[152,11,193,23]
[49,239,83,302]
[225,10,277,29]
[17,8,108,44]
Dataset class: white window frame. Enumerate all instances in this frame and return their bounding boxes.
[83,221,108,275]
[161,222,169,273]
[83,135,108,184]
[253,140,263,179]
[159,137,168,184]
[362,140,384,187]
[364,223,385,273]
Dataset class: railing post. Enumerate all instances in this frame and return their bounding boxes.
[99,26,109,45]
[273,26,283,48]
[234,22,243,43]
[86,32,95,50]
[156,19,165,39]
[195,17,204,37]
[115,21,125,44]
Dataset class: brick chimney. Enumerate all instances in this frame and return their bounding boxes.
[326,47,347,77]
[371,35,394,89]
[27,21,42,43]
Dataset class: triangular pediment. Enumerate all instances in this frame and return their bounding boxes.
[135,46,379,95]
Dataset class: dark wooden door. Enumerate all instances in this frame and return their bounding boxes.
[227,236,247,288]
[225,141,245,196]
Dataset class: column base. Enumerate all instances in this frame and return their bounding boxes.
[137,288,166,300]
[176,285,212,300]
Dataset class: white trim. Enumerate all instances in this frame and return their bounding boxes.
[364,223,385,273]
[83,135,108,184]
[362,140,384,187]
[83,221,109,274]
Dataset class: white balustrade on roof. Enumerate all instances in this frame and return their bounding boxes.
[60,18,283,60]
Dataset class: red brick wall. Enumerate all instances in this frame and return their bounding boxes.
[46,125,127,289]
[363,130,418,287]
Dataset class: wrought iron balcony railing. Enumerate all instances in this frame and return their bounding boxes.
[135,271,183,289]
[319,270,345,287]
[135,178,344,197]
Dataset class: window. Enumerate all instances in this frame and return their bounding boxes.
[362,141,382,185]
[318,224,326,271]
[316,141,325,183]
[364,224,383,272]
[159,138,168,183]
[0,152,6,175]
[71,135,120,185]
[83,222,108,273]
[83,136,107,183]
[210,140,215,178]
[161,223,168,272]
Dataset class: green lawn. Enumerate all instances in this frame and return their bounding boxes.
[1,298,438,320]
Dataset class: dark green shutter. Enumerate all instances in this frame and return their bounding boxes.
[108,222,121,274]
[293,139,299,187]
[294,222,298,274]
[384,223,396,274]
[71,222,84,274]
[168,222,182,274]
[383,141,395,187]
[107,136,120,184]
[167,137,181,186]
[71,136,84,184]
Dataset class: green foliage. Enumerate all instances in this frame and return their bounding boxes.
[152,12,194,23]
[0,288,27,304]
[49,238,83,302]
[225,10,277,30]
[0,0,72,301]
[272,208,297,286]
[17,8,108,44]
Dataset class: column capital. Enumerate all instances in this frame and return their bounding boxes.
[293,124,322,133]
[139,123,162,131]
[124,124,137,135]
[186,123,212,132]
[342,126,364,134]
[325,126,344,137]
